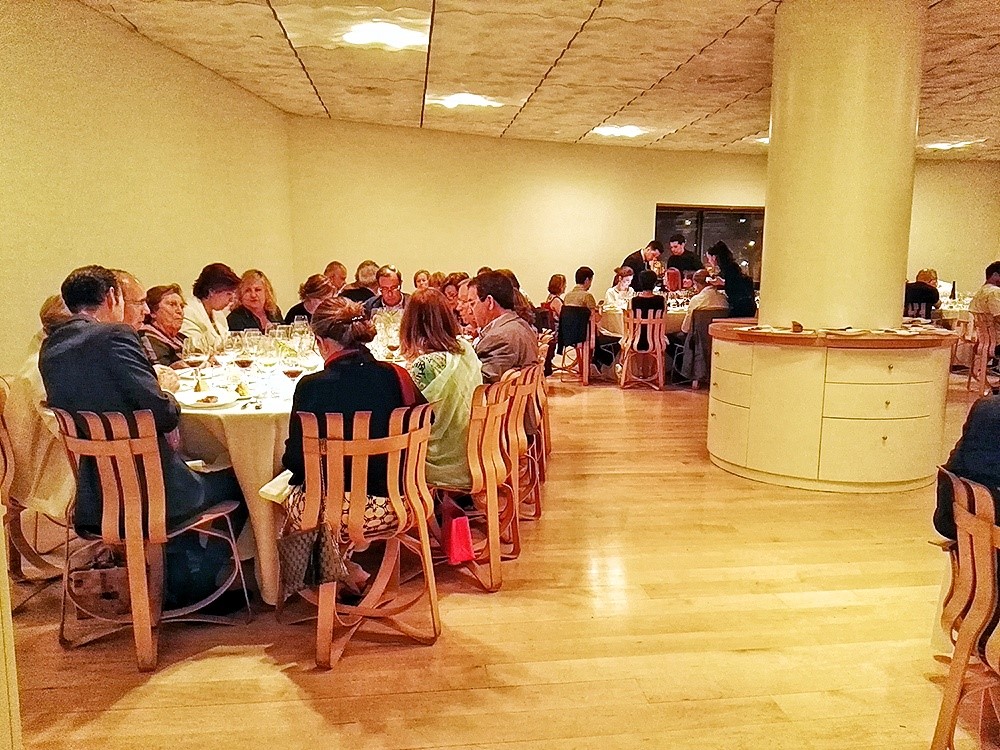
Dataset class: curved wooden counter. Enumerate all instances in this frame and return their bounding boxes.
[706,321,956,493]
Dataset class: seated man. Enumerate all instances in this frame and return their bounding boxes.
[669,269,730,353]
[904,268,940,319]
[363,264,409,316]
[469,271,537,383]
[564,266,620,372]
[40,265,245,607]
[934,395,1000,540]
[969,261,1000,348]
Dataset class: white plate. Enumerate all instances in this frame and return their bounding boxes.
[768,328,815,335]
[175,390,238,409]
[889,329,920,336]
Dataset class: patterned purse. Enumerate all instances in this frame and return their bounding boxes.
[277,489,350,602]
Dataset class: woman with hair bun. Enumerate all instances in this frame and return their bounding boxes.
[281,297,426,500]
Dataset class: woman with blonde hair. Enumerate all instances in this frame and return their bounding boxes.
[284,273,334,323]
[227,269,283,332]
[400,289,483,488]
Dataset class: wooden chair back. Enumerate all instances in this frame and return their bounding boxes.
[465,382,512,498]
[536,330,554,364]
[621,309,667,390]
[297,404,433,552]
[556,307,595,385]
[968,311,997,395]
[51,409,168,546]
[932,468,1000,749]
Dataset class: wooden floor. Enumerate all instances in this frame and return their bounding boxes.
[12,375,985,749]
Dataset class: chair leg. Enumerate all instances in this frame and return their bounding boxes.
[931,628,980,749]
[125,536,157,672]
[315,581,338,669]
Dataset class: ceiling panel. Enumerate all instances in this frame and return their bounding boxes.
[75,0,1000,160]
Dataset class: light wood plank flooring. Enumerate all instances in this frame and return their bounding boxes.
[12,376,984,749]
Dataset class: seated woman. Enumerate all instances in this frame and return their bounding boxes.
[284,273,334,324]
[140,284,187,367]
[413,269,431,291]
[707,241,757,319]
[542,274,566,326]
[400,289,483,489]
[181,263,240,350]
[630,270,665,350]
[281,298,426,535]
[605,267,635,309]
[228,269,283,332]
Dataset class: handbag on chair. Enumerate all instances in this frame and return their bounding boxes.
[277,486,350,601]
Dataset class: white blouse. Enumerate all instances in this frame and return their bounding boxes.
[604,285,635,309]
[181,299,230,351]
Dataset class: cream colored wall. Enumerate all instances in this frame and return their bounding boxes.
[909,160,1000,295]
[1,0,295,374]
[288,119,768,303]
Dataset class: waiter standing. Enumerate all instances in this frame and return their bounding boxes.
[620,240,662,292]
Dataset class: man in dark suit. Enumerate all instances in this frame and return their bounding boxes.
[621,241,663,291]
[934,395,1000,540]
[40,265,243,604]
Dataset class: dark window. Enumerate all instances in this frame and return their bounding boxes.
[654,206,764,282]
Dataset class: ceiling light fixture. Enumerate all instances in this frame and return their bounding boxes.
[922,139,985,151]
[591,125,645,138]
[342,22,427,49]
[426,93,503,109]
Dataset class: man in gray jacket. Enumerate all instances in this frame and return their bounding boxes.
[469,271,537,383]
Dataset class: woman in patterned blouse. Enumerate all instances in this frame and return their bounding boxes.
[400,288,484,489]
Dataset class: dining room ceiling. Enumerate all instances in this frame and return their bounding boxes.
[77,0,1000,160]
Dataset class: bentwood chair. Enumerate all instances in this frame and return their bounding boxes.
[0,377,65,612]
[52,408,251,672]
[296,405,440,668]
[619,309,667,390]
[432,381,515,592]
[932,468,1000,749]
[967,312,998,396]
[502,364,544,520]
[556,306,595,385]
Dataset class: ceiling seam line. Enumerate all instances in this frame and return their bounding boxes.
[265,0,330,117]
[83,1,303,117]
[581,0,779,143]
[499,0,606,138]
[646,83,770,148]
[420,0,437,128]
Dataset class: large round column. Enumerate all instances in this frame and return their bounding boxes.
[759,0,925,331]
[707,0,952,494]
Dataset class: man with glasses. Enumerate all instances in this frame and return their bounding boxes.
[111,269,149,331]
[363,265,409,316]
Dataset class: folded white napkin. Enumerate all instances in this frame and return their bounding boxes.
[259,469,294,504]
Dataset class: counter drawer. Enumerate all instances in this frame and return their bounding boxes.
[822,382,934,419]
[708,398,749,467]
[825,349,938,384]
[818,416,936,483]
[709,368,750,407]
[712,339,753,375]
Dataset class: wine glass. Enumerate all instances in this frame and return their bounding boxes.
[281,351,304,383]
[256,338,280,396]
[216,333,240,368]
[181,338,208,370]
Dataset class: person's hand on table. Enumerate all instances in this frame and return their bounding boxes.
[155,365,180,393]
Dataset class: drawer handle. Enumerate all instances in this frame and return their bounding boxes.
[712,382,718,388]
[885,400,891,408]
[710,413,716,418]
[882,435,888,441]
[887,364,894,371]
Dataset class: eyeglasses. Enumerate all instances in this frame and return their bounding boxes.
[380,285,401,293]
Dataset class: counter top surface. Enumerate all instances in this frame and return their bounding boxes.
[709,320,957,349]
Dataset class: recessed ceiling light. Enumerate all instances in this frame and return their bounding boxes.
[922,139,985,151]
[426,93,503,109]
[754,136,770,145]
[342,22,427,49]
[591,125,645,138]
